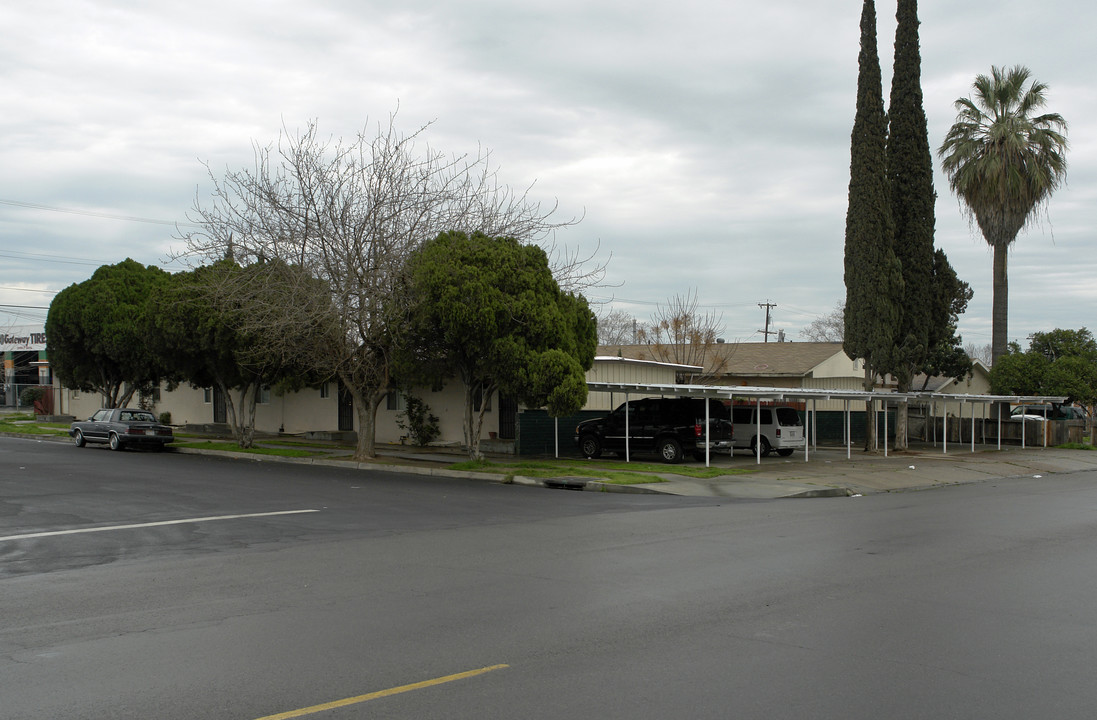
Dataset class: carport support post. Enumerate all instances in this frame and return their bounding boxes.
[812,398,818,453]
[932,401,936,447]
[943,400,948,454]
[554,416,559,458]
[627,392,636,460]
[970,402,975,453]
[845,399,851,460]
[755,396,762,465]
[804,400,811,463]
[704,398,711,467]
[997,403,1002,451]
[873,400,878,451]
[877,399,886,456]
[1021,404,1026,450]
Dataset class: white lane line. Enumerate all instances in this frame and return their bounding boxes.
[0,509,320,542]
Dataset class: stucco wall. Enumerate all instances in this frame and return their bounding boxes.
[811,351,863,379]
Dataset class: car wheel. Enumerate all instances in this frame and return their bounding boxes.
[750,436,771,457]
[777,448,794,457]
[72,429,86,447]
[658,437,683,464]
[109,433,124,451]
[579,434,602,459]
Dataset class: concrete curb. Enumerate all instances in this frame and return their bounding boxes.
[782,487,855,499]
[11,427,1097,499]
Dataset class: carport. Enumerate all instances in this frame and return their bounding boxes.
[565,382,1066,466]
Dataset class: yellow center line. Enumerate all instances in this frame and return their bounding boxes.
[252,664,510,720]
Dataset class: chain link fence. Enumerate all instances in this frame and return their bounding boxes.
[1,384,55,413]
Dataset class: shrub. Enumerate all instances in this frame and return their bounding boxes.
[159,412,172,425]
[19,386,45,407]
[396,395,441,446]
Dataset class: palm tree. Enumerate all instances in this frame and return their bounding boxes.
[938,65,1068,365]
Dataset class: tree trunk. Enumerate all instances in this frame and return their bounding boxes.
[227,382,258,449]
[352,388,384,460]
[863,365,877,452]
[240,385,258,449]
[461,380,496,460]
[894,402,908,451]
[991,243,1009,365]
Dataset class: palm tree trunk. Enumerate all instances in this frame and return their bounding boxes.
[991,243,1009,365]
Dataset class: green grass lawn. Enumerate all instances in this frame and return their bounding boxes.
[0,413,72,436]
[447,457,755,485]
[171,440,323,458]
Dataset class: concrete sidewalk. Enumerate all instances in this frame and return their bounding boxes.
[14,423,1097,499]
[331,442,1097,499]
[616,445,1097,498]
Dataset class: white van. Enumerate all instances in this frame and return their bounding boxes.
[731,406,805,457]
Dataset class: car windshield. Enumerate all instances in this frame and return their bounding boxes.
[1012,406,1049,417]
[120,411,156,422]
[776,408,802,426]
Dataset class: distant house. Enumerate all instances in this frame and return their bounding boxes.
[597,341,985,402]
[597,342,865,395]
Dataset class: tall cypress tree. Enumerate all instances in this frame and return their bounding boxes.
[844,0,902,449]
[887,0,936,448]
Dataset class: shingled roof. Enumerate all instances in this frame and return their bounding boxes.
[597,342,848,379]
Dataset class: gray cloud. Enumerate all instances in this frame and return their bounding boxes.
[1,0,1093,348]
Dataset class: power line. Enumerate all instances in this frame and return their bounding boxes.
[0,198,202,229]
[0,286,57,295]
[0,250,105,267]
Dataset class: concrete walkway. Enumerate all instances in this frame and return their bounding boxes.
[615,446,1097,498]
[246,441,1097,499]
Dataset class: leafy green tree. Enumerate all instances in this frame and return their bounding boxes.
[918,250,974,388]
[886,0,937,447]
[400,230,597,459]
[938,66,1069,364]
[843,0,902,450]
[1028,328,1097,363]
[990,347,1050,395]
[990,330,1097,407]
[46,258,171,407]
[147,261,315,448]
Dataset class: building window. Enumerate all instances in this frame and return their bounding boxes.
[259,385,271,404]
[203,388,212,404]
[473,384,492,412]
[386,391,405,411]
[320,382,330,399]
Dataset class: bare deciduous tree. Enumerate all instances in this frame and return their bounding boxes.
[964,342,993,367]
[800,301,845,342]
[635,290,730,381]
[177,114,601,459]
[594,306,638,345]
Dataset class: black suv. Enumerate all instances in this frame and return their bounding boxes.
[575,397,734,464]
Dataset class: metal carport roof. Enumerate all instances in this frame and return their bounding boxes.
[579,382,1067,464]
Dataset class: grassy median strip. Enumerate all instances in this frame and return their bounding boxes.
[172,440,323,458]
[0,414,71,436]
[447,458,755,485]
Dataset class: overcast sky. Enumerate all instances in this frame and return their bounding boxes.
[2,0,1093,351]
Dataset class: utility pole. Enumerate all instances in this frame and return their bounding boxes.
[758,302,777,342]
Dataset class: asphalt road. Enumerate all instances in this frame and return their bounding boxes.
[3,436,1097,719]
